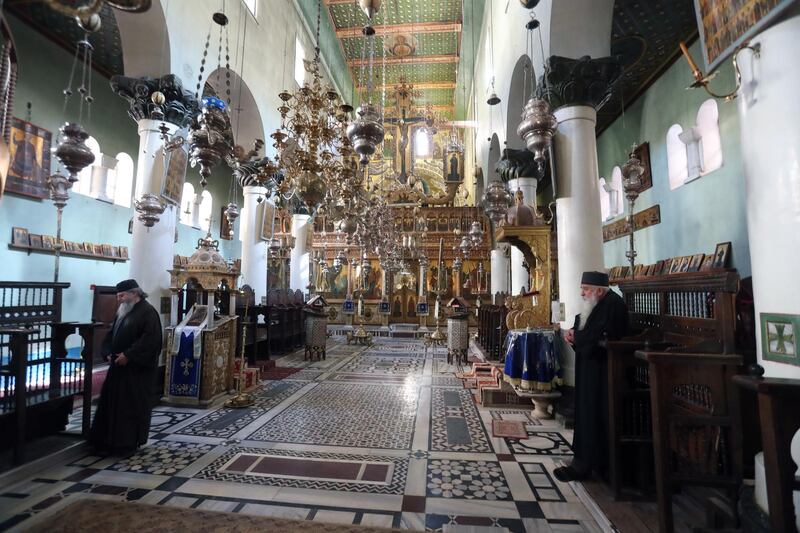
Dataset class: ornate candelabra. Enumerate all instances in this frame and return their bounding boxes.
[621,144,645,278]
[225,293,255,408]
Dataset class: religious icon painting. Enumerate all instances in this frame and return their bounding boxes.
[342,299,355,315]
[678,256,692,273]
[28,233,43,248]
[6,117,52,199]
[688,253,705,272]
[633,142,652,192]
[101,244,114,257]
[94,244,104,255]
[119,246,129,259]
[161,146,188,205]
[83,242,94,254]
[443,145,464,183]
[379,300,391,314]
[760,313,799,366]
[417,301,429,316]
[668,258,682,275]
[11,226,29,246]
[712,241,732,268]
[700,254,714,271]
[42,235,54,249]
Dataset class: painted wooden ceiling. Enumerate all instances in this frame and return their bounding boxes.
[324,0,462,119]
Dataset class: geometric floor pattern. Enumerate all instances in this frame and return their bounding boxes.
[0,337,606,532]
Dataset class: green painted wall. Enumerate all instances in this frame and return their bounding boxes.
[1,15,241,322]
[596,40,751,278]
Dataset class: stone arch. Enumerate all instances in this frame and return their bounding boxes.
[203,68,265,150]
[115,0,171,77]
[506,55,534,150]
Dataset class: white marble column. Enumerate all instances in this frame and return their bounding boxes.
[289,213,311,294]
[490,244,510,297]
[510,245,528,295]
[738,12,800,380]
[240,186,268,301]
[129,119,179,312]
[554,105,606,327]
[507,177,537,207]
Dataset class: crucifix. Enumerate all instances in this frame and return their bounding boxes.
[382,79,429,184]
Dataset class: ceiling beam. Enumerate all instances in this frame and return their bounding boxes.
[358,82,457,91]
[336,21,462,39]
[348,54,458,67]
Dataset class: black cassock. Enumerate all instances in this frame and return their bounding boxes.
[571,290,628,474]
[90,299,162,451]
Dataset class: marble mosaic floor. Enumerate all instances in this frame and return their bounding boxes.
[0,337,607,532]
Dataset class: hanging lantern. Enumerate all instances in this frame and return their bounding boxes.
[134,193,166,227]
[54,122,96,180]
[483,178,513,225]
[487,92,501,106]
[517,97,557,170]
[622,144,645,201]
[469,220,484,246]
[359,0,382,35]
[346,103,385,165]
[187,96,233,188]
[224,202,239,238]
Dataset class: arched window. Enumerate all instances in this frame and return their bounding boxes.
[74,136,101,196]
[667,124,688,190]
[198,190,213,231]
[696,99,722,175]
[414,129,430,158]
[294,36,306,87]
[179,182,195,225]
[598,177,611,221]
[609,166,624,217]
[109,152,134,207]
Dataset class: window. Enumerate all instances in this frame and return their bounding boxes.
[598,178,611,221]
[109,152,134,207]
[243,0,257,18]
[73,136,101,196]
[198,190,213,231]
[179,182,195,225]
[608,166,624,218]
[414,129,430,158]
[294,36,306,87]
[696,99,722,175]
[667,124,688,190]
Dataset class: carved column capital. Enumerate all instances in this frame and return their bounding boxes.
[110,74,198,128]
[495,148,543,183]
[536,55,622,111]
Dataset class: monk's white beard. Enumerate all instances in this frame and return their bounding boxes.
[116,301,134,320]
[578,294,600,330]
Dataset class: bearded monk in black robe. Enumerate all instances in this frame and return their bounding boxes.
[555,271,628,482]
[90,279,162,454]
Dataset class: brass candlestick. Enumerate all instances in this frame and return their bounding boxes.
[225,295,255,408]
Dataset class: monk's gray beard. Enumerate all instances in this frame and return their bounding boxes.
[116,301,134,320]
[578,295,600,330]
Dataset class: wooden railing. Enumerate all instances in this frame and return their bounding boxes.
[0,282,98,464]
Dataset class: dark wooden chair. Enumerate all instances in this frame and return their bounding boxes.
[733,375,800,533]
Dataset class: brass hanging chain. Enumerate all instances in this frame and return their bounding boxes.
[315,0,322,58]
[194,26,212,100]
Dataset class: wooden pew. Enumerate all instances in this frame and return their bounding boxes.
[605,270,752,499]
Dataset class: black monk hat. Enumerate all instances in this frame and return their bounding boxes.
[580,271,609,287]
[115,279,140,292]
